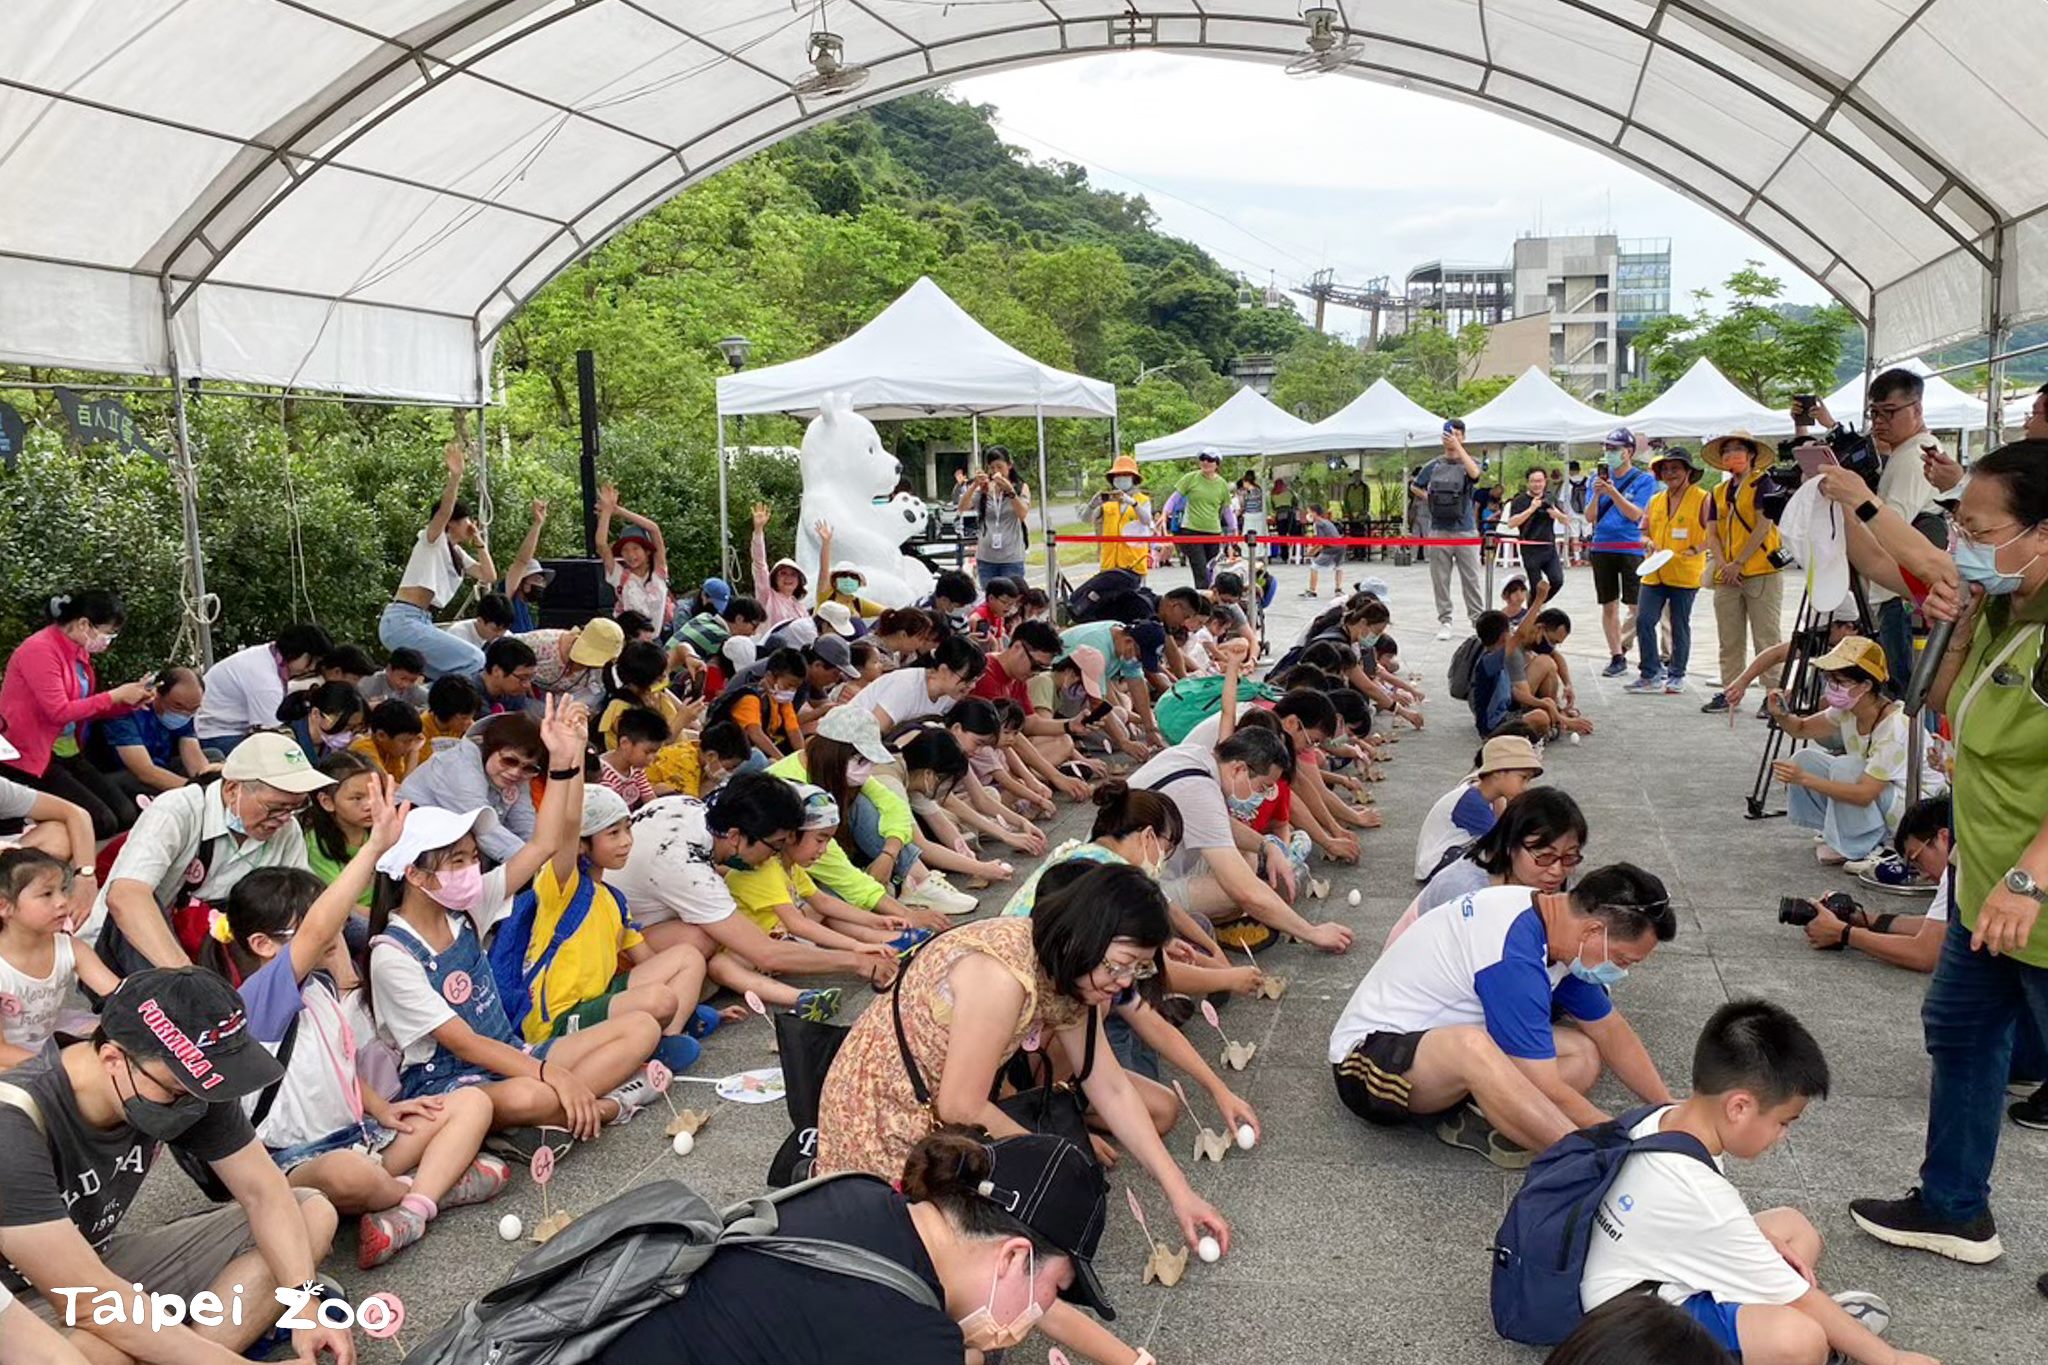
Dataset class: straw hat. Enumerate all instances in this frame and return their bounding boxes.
[1701,430,1764,471]
[1106,454,1142,482]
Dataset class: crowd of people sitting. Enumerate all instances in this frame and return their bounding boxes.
[0,402,2040,1364]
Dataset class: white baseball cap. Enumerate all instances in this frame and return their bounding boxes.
[579,786,632,838]
[816,704,893,763]
[221,732,335,794]
[815,601,857,638]
[375,807,487,878]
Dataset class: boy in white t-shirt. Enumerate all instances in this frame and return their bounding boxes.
[1581,1000,1936,1365]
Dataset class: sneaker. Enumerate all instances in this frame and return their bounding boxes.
[1829,1290,1891,1344]
[1700,693,1732,714]
[1601,655,1629,678]
[1848,1190,2004,1263]
[1298,589,1318,598]
[1436,625,1453,640]
[1841,851,1888,877]
[1816,844,1849,867]
[887,926,936,958]
[484,1125,574,1168]
[357,1204,426,1270]
[1435,1102,1532,1170]
[903,872,979,915]
[684,1002,724,1039]
[2010,1087,2048,1131]
[2009,1078,2044,1099]
[1869,854,1931,889]
[604,1073,661,1126]
[795,987,843,1022]
[1663,677,1686,695]
[1623,675,1666,694]
[443,1154,512,1209]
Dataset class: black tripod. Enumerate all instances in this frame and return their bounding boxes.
[1744,576,1875,820]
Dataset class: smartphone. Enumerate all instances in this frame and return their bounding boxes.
[1793,443,1838,477]
[1792,394,1817,422]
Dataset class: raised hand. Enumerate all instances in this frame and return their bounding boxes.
[366,774,409,857]
[751,502,772,531]
[539,695,590,767]
[813,518,834,543]
[530,498,549,522]
[443,439,466,477]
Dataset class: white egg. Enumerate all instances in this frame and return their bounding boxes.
[1197,1235,1221,1264]
[497,1214,523,1241]
[671,1130,696,1157]
[1347,888,1362,907]
[1568,732,1581,746]
[1236,1124,1257,1151]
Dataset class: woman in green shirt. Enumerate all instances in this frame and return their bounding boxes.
[1848,441,2048,1269]
[300,749,379,954]
[1173,450,1229,586]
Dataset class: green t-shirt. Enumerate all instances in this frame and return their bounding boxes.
[1173,470,1228,533]
[1269,484,1295,511]
[304,834,371,908]
[1948,597,2048,967]
[1341,480,1369,516]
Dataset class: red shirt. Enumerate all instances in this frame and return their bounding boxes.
[1248,777,1292,835]
[970,664,1031,707]
[967,603,1011,648]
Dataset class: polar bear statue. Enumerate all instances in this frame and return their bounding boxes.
[795,392,935,608]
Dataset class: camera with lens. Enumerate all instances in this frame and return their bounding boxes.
[1759,425,1881,522]
[1778,891,1861,926]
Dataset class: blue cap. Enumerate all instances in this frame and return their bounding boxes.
[701,577,733,613]
[1602,427,1636,449]
[1126,619,1167,674]
[1442,418,1465,435]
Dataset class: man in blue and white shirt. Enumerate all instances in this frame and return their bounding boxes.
[1329,867,1677,1167]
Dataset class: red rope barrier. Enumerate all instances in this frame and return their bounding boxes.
[1051,532,1648,552]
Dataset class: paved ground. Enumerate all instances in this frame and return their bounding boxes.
[129,557,2047,1362]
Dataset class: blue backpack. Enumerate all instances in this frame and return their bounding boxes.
[487,865,625,1035]
[1488,1105,1715,1345]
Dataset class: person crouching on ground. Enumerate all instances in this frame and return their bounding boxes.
[1579,1000,1940,1365]
[1329,864,1676,1168]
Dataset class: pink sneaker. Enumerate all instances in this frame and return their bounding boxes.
[442,1154,512,1209]
[358,1205,426,1269]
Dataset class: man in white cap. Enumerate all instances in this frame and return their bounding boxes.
[90,732,334,973]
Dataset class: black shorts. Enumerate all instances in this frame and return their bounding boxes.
[1588,551,1642,606]
[1333,1030,1446,1126]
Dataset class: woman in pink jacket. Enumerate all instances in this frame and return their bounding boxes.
[0,591,152,837]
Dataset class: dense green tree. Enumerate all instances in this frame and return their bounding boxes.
[1632,263,1849,403]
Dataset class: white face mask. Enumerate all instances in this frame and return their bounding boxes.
[956,1246,1044,1352]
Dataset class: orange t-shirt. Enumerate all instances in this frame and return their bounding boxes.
[729,692,803,750]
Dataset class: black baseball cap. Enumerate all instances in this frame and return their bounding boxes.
[1125,619,1167,674]
[977,1133,1115,1320]
[100,968,283,1100]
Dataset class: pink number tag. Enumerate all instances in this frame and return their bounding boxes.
[0,993,20,1019]
[530,1145,556,1186]
[645,1060,672,1094]
[744,990,767,1017]
[1021,1024,1043,1053]
[1199,999,1222,1033]
[441,971,473,1006]
[359,1292,405,1339]
[182,858,206,887]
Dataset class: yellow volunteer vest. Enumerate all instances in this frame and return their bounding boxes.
[1098,492,1152,574]
[1711,474,1782,579]
[1645,484,1711,589]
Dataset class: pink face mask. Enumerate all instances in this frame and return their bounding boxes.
[423,862,485,913]
[846,760,875,785]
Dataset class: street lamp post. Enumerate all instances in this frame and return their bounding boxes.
[716,335,751,580]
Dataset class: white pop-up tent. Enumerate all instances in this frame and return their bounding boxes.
[1134,387,1316,462]
[1824,357,1989,431]
[1266,378,1446,456]
[1592,359,1796,441]
[1459,368,1617,444]
[711,276,1116,589]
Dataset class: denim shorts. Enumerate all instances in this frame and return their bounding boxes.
[269,1120,394,1173]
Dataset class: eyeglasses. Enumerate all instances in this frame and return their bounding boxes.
[1096,957,1159,985]
[248,792,309,820]
[499,756,543,778]
[1869,400,1919,420]
[1523,846,1584,869]
[1024,652,1055,674]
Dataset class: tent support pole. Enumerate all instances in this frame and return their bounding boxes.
[971,414,980,461]
[716,413,732,582]
[1036,404,1054,598]
[1985,225,2010,444]
[160,280,215,669]
[472,327,492,548]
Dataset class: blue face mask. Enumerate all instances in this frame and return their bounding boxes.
[1954,528,2038,596]
[1569,930,1628,988]
[1226,792,1265,819]
[159,708,195,732]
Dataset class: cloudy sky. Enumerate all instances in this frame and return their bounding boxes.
[954,53,1832,335]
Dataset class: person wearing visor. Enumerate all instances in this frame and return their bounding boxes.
[599,1129,1113,1364]
[0,967,350,1363]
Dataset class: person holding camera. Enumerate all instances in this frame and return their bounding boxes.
[1083,455,1153,578]
[1799,371,1945,688]
[1699,432,1786,714]
[958,446,1032,589]
[1587,429,1658,677]
[1411,419,1484,639]
[1766,635,1942,873]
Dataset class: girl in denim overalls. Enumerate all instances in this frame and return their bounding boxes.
[363,697,663,1166]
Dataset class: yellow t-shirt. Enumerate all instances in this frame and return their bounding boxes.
[725,857,818,936]
[599,692,684,750]
[519,861,645,1043]
[643,738,704,797]
[1644,484,1711,589]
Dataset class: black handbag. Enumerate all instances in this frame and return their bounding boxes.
[889,946,1099,1162]
[766,1008,851,1187]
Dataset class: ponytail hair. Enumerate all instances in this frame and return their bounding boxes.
[277,680,367,729]
[201,865,324,984]
[900,1127,1066,1256]
[1088,779,1182,849]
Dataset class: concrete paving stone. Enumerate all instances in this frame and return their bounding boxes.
[1137,1284,1520,1365]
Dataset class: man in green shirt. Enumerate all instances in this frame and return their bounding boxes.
[1340,472,1370,561]
[1173,448,1229,586]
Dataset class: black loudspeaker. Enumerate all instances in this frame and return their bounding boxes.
[532,557,614,630]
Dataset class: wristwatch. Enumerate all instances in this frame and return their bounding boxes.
[1854,498,1881,523]
[2003,868,2048,904]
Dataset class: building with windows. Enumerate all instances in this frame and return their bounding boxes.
[1508,233,1671,400]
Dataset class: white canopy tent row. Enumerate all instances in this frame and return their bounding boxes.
[1593,358,1796,442]
[714,277,1117,595]
[1825,356,1997,432]
[8,1,2048,660]
[1457,367,1618,445]
[1133,386,1316,463]
[1266,378,1447,456]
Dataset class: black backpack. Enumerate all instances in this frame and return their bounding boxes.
[1426,461,1470,526]
[1067,568,1156,626]
[704,681,765,732]
[1447,634,1482,702]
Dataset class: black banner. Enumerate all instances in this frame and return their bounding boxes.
[54,388,164,461]
[0,401,23,472]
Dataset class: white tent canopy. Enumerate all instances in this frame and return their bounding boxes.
[715,277,1115,420]
[5,2,2048,404]
[1134,386,1316,462]
[1593,359,1795,441]
[1266,378,1445,455]
[1459,368,1616,444]
[1825,357,1990,431]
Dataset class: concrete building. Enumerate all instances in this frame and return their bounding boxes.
[1509,233,1670,400]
